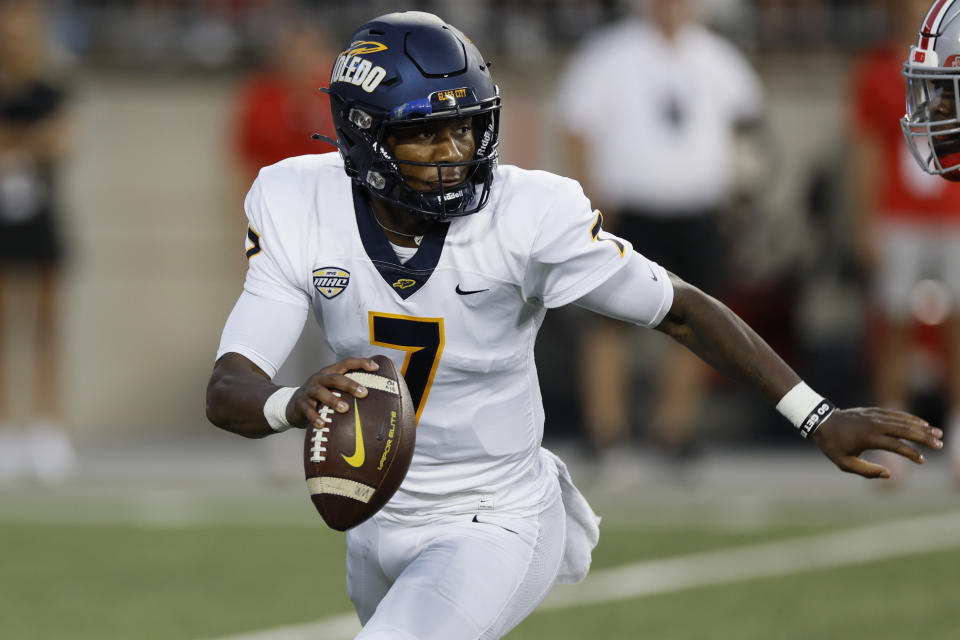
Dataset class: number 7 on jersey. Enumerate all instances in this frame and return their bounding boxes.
[368,312,445,423]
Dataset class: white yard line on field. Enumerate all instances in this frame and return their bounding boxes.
[544,510,960,608]
[208,614,361,640]
[208,510,960,640]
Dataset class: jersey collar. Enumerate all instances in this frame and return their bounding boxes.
[352,184,448,300]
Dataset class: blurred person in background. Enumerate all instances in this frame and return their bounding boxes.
[229,7,337,478]
[230,6,336,272]
[555,0,764,463]
[852,0,960,484]
[0,0,73,482]
[232,10,336,190]
[230,5,337,274]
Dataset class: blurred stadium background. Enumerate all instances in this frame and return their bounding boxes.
[1,0,959,638]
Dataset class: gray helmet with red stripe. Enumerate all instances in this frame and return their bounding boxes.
[902,0,960,180]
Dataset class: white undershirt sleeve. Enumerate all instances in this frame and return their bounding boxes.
[215,290,309,379]
[573,251,675,328]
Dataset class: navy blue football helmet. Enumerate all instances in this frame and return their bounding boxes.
[321,11,501,219]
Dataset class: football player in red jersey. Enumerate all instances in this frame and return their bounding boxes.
[899,0,960,482]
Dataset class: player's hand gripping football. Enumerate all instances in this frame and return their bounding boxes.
[811,408,944,478]
[287,357,381,429]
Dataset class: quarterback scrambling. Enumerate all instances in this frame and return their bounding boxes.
[207,11,943,639]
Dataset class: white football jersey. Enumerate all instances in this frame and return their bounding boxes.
[229,153,672,517]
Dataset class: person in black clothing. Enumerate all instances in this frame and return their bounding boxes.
[0,0,73,482]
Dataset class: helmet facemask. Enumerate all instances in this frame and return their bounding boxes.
[902,70,960,181]
[377,111,499,219]
[328,92,500,221]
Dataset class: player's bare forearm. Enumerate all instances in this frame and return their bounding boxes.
[205,353,282,438]
[206,353,379,439]
[654,273,799,404]
[654,273,944,478]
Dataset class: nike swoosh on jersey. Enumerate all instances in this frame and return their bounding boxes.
[456,284,490,295]
[340,399,365,468]
[647,263,659,281]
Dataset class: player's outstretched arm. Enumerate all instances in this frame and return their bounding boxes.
[205,354,378,439]
[654,273,944,478]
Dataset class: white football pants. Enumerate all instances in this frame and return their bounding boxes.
[346,491,566,640]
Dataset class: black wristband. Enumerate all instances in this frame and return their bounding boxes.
[799,399,836,439]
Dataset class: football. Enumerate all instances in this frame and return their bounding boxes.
[303,354,416,530]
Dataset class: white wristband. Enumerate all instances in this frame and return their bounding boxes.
[264,386,298,432]
[776,381,836,439]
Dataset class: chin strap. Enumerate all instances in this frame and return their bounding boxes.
[401,182,474,219]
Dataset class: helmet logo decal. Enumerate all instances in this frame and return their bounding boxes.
[908,45,939,68]
[342,40,388,56]
[332,54,388,93]
[429,87,475,110]
[433,88,468,104]
[476,121,495,156]
[946,55,960,68]
[313,267,351,299]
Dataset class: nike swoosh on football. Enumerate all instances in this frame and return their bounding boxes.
[456,284,490,295]
[340,398,365,468]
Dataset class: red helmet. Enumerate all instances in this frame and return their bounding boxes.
[901,0,960,181]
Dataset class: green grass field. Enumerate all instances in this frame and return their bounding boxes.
[520,549,960,640]
[2,447,958,639]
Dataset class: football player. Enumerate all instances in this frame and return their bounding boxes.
[207,11,943,639]
[900,0,960,483]
[902,0,960,180]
